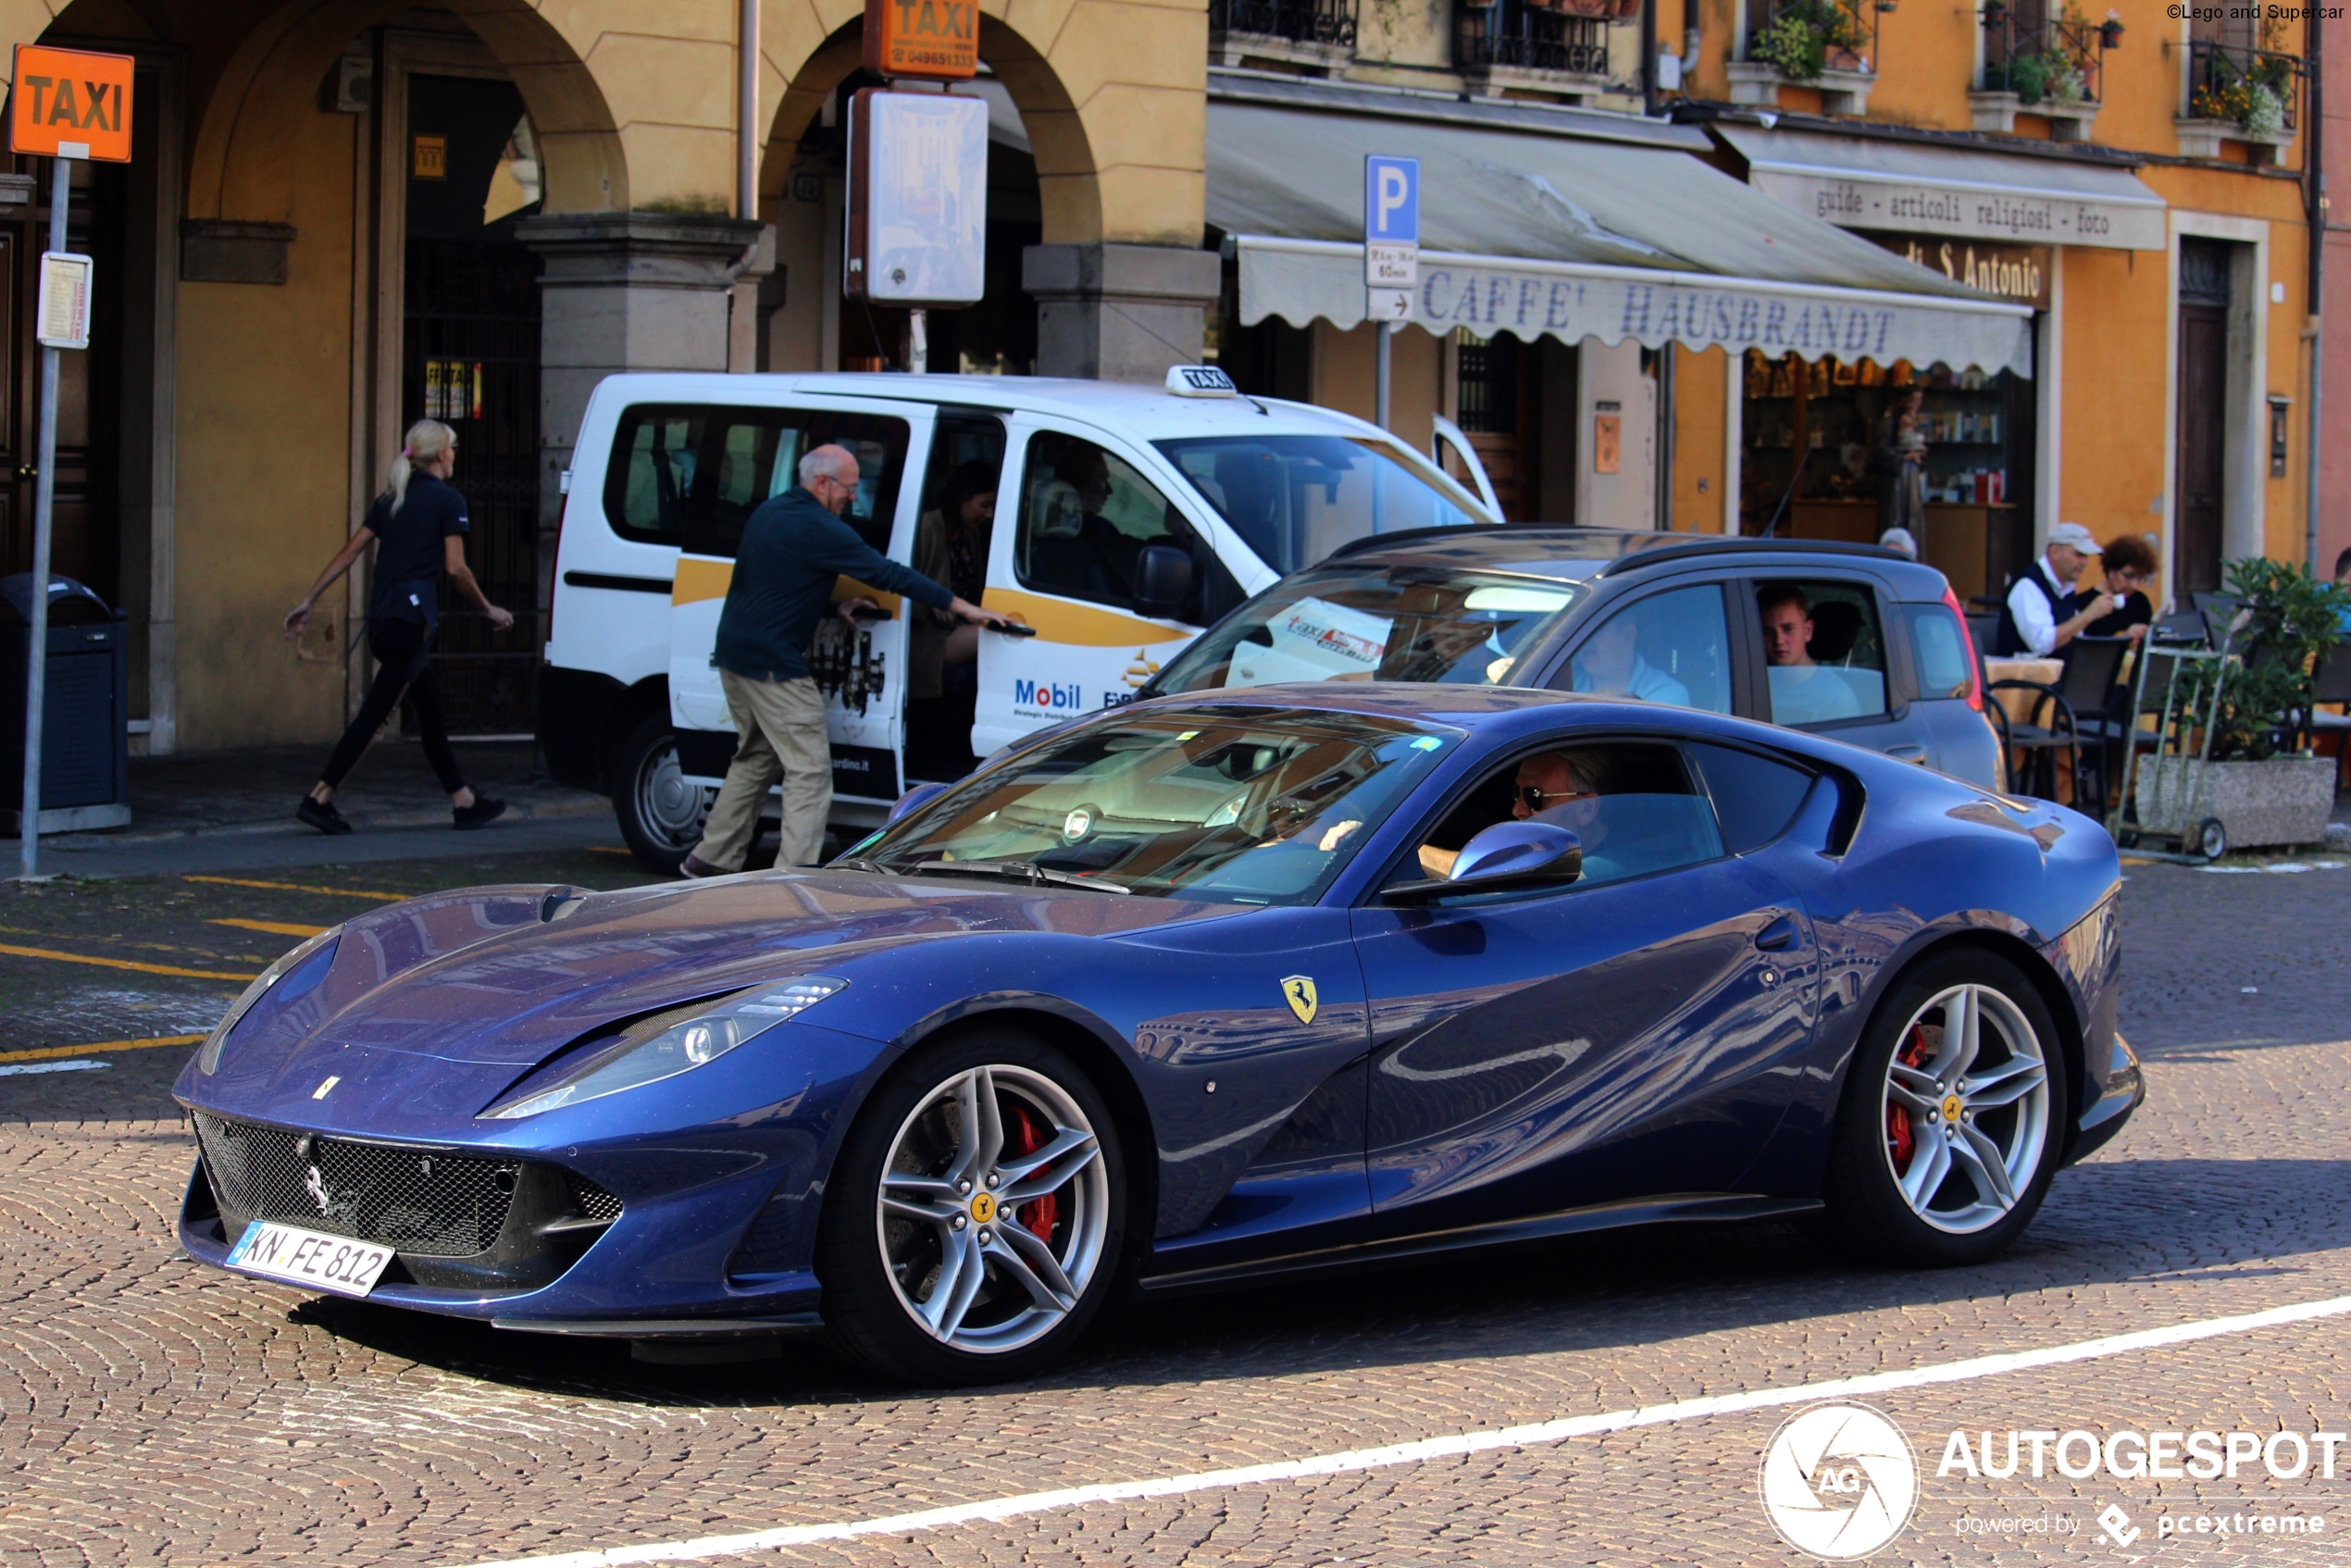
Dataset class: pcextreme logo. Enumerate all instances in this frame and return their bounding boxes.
[1760,1402,1920,1561]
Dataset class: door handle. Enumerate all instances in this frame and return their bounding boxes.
[1886,744,1928,764]
[1754,915,1797,952]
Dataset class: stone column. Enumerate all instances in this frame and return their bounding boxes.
[516,211,769,535]
[1023,243,1222,383]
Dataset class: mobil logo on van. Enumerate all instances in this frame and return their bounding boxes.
[1012,677,1090,713]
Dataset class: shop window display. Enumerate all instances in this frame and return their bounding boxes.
[1740,352,2034,604]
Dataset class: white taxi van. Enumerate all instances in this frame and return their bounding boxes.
[539,368,1499,867]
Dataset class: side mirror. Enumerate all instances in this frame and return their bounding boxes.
[1381,821,1583,906]
[1133,544,1194,620]
[884,781,949,826]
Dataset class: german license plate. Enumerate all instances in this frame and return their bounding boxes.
[225,1221,394,1298]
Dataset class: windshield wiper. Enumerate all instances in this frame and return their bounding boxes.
[903,859,1133,894]
[829,856,891,875]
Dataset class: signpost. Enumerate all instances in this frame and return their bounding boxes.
[857,0,982,372]
[10,44,132,879]
[1363,155,1417,431]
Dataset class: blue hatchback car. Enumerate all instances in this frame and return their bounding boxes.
[177,687,2138,1384]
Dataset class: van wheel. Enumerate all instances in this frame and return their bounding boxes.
[614,712,708,873]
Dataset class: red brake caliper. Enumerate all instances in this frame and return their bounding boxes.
[1009,1104,1057,1240]
[1885,1025,1932,1173]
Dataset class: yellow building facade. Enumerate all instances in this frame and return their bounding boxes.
[0,0,2314,753]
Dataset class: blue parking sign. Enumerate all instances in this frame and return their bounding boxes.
[1364,156,1419,244]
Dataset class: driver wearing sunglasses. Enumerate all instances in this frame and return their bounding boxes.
[1417,750,1609,878]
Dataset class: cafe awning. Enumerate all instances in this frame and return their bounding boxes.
[1711,125,2168,252]
[1207,97,2037,377]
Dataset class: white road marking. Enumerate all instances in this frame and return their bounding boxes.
[0,1059,107,1076]
[445,1291,2351,1568]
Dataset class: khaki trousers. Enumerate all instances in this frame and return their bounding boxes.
[690,671,831,871]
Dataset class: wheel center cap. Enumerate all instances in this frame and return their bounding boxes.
[1941,1093,1964,1123]
[969,1191,999,1225]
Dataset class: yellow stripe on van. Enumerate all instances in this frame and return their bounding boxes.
[982,587,1188,647]
[670,555,902,614]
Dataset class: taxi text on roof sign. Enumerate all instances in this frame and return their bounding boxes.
[863,0,978,81]
[9,45,134,162]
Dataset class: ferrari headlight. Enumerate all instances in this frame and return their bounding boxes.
[196,926,342,1075]
[482,977,845,1120]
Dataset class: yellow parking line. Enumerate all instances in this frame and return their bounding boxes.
[0,943,259,982]
[587,846,632,856]
[183,874,404,901]
[0,1034,205,1065]
[208,918,330,939]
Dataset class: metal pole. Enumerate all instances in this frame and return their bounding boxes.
[1375,321,1393,430]
[19,154,68,880]
[1657,344,1675,531]
[2305,0,2324,574]
[737,0,758,223]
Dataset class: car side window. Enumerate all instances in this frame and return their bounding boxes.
[1685,741,1819,853]
[1558,583,1732,714]
[1015,429,1237,622]
[1385,740,1724,894]
[606,404,911,557]
[1753,579,1891,728]
[1906,602,1975,701]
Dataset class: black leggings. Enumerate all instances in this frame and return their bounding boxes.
[319,618,465,795]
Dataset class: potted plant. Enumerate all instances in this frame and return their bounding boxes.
[1752,0,1868,79]
[2133,559,2351,855]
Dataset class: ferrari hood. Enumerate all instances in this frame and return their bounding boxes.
[252,870,1230,1070]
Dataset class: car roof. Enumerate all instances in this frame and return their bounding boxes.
[1130,681,1658,728]
[1319,524,1954,598]
[586,370,1388,442]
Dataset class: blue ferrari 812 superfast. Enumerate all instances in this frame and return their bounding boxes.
[176,687,2140,1384]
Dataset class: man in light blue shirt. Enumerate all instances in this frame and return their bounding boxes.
[1570,612,1692,708]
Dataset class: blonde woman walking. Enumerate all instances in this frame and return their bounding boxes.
[282,419,515,833]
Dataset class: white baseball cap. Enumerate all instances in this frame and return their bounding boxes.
[2046,521,2102,554]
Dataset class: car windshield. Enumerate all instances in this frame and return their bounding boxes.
[1154,435,1490,576]
[854,707,1462,905]
[1151,564,1586,695]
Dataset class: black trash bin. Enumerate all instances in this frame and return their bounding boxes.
[0,573,131,835]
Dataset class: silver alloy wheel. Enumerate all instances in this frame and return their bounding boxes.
[875,1064,1108,1355]
[1880,983,2051,1234]
[633,738,708,852]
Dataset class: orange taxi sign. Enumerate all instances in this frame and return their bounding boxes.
[10,45,134,162]
[863,0,978,81]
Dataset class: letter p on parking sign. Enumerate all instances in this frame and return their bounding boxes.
[9,45,134,161]
[1364,156,1418,245]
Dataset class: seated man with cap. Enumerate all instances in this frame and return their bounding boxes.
[1996,521,2120,658]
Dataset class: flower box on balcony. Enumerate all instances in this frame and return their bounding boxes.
[2173,116,2294,160]
[1727,58,1876,115]
[1970,88,2100,140]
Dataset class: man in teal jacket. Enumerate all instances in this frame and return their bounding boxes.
[681,443,1011,877]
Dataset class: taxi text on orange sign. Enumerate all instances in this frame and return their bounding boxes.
[10,45,134,161]
[863,0,978,81]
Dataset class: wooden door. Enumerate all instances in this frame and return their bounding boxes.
[2173,303,2227,597]
[1455,330,1539,520]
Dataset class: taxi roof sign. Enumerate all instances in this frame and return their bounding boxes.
[10,45,134,161]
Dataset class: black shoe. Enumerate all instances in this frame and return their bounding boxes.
[678,852,728,879]
[453,795,507,830]
[296,797,353,835]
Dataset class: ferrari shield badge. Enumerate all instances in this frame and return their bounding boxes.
[1280,975,1318,1025]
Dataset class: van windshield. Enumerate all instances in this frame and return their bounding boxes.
[1151,564,1586,695]
[1154,435,1490,576]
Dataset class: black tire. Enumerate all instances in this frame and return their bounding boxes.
[1822,949,2069,1267]
[613,712,707,873]
[818,1029,1127,1386]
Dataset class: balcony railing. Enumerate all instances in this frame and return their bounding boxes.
[2185,38,2302,139]
[1457,2,1611,76]
[1209,0,1359,56]
[1979,9,2104,106]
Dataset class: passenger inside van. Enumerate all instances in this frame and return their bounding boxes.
[910,460,999,702]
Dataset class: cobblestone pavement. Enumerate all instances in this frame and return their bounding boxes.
[3,844,2349,1566]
